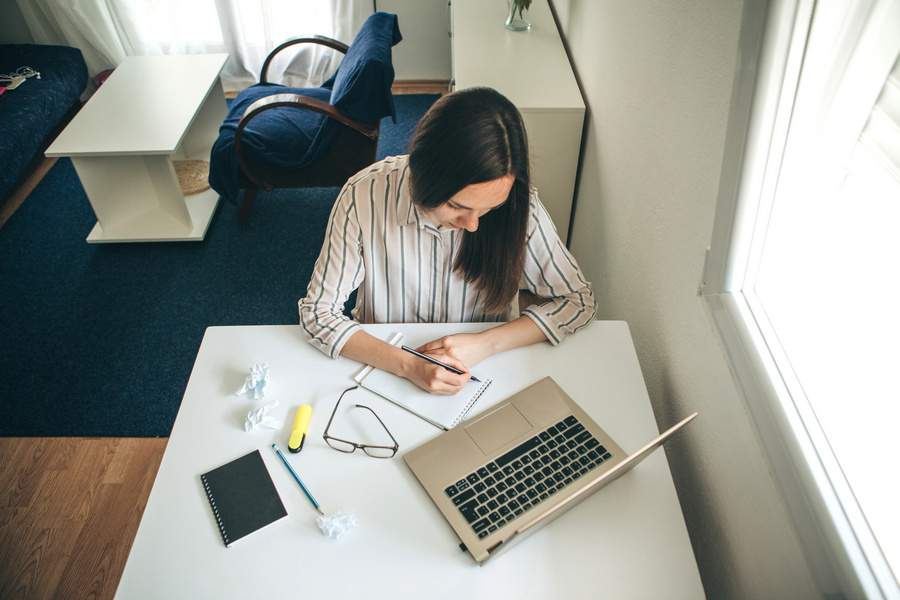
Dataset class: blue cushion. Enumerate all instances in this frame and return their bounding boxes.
[0,44,87,201]
[209,84,334,201]
[330,12,402,125]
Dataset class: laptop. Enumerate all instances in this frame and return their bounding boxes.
[404,376,697,563]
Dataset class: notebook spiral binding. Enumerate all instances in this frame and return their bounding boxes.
[201,473,230,546]
[450,378,493,428]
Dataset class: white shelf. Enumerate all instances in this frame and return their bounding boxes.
[85,189,219,243]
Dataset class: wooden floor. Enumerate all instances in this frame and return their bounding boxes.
[0,438,166,600]
[0,80,448,599]
[0,158,58,230]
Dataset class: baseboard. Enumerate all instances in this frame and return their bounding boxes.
[392,80,450,94]
[225,80,450,99]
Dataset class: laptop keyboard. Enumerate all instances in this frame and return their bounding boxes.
[444,415,613,539]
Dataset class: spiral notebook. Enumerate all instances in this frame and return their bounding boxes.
[200,450,287,547]
[354,333,493,430]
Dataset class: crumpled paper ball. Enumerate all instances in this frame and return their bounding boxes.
[236,363,269,400]
[244,401,280,432]
[316,510,357,540]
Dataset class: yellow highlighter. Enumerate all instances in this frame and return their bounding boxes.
[288,404,313,453]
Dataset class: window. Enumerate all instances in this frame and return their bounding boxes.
[19,0,354,91]
[112,1,338,52]
[703,0,900,597]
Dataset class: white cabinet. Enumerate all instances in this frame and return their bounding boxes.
[450,0,584,243]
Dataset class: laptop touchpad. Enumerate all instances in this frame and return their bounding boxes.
[465,403,534,455]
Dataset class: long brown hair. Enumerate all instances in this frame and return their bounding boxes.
[408,87,530,314]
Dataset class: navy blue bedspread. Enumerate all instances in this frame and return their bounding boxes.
[0,44,87,200]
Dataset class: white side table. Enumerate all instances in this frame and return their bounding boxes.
[46,54,228,243]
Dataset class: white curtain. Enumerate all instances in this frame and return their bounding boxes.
[16,0,372,93]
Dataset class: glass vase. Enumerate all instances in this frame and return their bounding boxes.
[505,1,531,32]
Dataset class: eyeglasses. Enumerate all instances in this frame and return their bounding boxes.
[322,386,399,459]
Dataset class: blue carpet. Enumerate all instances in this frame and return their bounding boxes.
[0,94,438,437]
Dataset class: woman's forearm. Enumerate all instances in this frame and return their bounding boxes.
[339,329,413,377]
[480,316,548,355]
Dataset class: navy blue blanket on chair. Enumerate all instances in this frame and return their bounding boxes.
[209,12,402,201]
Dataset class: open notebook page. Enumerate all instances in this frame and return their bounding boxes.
[354,333,492,430]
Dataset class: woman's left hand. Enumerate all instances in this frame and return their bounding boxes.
[416,332,495,369]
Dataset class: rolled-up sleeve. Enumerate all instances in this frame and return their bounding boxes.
[298,183,366,358]
[521,193,597,345]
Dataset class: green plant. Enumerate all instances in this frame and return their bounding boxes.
[511,0,532,20]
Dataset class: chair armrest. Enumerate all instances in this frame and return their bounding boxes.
[238,93,377,139]
[234,93,378,189]
[260,35,349,84]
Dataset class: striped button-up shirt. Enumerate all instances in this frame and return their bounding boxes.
[298,155,596,358]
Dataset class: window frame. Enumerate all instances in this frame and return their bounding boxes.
[701,0,898,597]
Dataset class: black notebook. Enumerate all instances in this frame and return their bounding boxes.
[200,450,287,547]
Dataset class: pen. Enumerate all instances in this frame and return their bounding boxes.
[271,443,324,516]
[401,345,481,383]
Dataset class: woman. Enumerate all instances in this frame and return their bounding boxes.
[299,87,595,394]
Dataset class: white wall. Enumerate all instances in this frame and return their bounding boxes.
[557,0,820,597]
[0,0,33,43]
[378,0,451,80]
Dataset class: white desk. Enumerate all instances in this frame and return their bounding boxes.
[115,323,703,599]
[46,54,228,243]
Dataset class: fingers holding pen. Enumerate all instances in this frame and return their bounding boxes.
[422,360,470,394]
[405,355,470,395]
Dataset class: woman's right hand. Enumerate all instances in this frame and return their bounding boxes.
[401,352,471,395]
